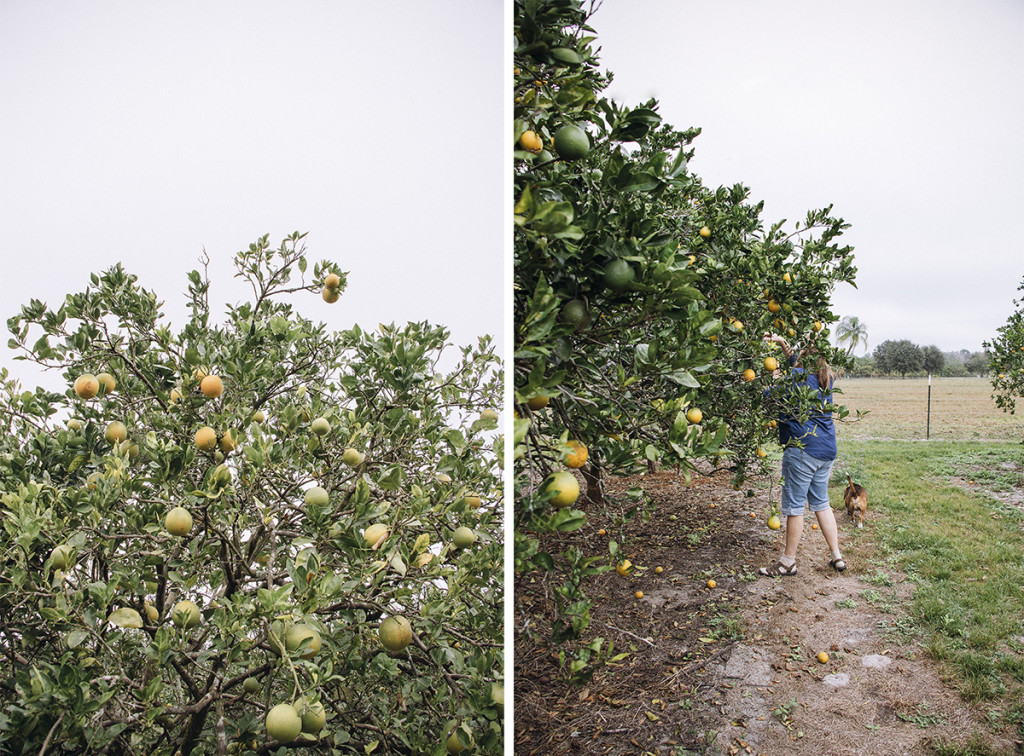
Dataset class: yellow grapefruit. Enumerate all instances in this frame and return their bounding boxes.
[74,374,100,399]
[200,375,223,398]
[540,470,580,508]
[563,440,588,468]
[194,426,217,451]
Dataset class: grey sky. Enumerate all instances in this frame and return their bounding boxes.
[1,1,503,389]
[591,0,1023,355]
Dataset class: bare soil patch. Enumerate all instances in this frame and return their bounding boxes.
[515,465,1019,755]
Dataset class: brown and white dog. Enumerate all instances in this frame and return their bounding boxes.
[844,475,867,529]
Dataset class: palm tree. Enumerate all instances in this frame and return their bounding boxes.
[836,316,869,356]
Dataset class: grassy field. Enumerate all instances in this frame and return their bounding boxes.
[834,377,1024,441]
[820,378,1024,746]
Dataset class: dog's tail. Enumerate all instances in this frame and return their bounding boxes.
[847,473,853,489]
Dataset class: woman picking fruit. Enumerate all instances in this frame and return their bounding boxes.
[758,334,845,577]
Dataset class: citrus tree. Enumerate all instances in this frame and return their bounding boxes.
[0,233,503,755]
[986,277,1024,414]
[513,0,856,672]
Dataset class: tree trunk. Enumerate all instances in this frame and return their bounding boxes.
[582,461,603,507]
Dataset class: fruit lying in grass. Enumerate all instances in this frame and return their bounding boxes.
[635,591,644,599]
[74,374,100,399]
[266,702,302,743]
[165,506,193,537]
[379,615,413,652]
[540,470,580,508]
[654,566,664,574]
[767,515,781,531]
[200,374,223,398]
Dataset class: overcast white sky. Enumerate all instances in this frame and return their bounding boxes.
[592,0,1023,356]
[0,1,503,390]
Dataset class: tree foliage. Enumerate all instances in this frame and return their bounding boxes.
[873,339,924,378]
[0,233,503,755]
[986,277,1024,414]
[513,0,857,676]
[921,345,945,375]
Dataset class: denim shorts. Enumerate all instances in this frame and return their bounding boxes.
[780,446,835,516]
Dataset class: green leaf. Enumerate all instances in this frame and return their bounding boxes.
[66,629,89,648]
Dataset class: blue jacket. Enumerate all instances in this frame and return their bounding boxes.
[769,358,837,461]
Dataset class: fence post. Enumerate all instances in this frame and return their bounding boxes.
[926,373,932,440]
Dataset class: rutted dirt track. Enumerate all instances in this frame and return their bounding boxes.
[515,465,1019,756]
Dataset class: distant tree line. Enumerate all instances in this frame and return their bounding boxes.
[846,340,991,378]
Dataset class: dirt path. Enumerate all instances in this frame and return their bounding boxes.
[515,466,1019,755]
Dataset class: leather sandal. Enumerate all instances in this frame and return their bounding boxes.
[829,558,847,572]
[758,560,797,577]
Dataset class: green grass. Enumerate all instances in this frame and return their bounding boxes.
[831,440,1024,724]
[835,377,1024,441]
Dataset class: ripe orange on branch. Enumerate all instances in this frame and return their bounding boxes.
[519,130,543,153]
[540,470,580,508]
[562,440,588,468]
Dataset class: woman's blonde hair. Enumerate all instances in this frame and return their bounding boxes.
[797,347,837,391]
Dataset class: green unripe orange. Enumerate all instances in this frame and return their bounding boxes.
[172,600,201,628]
[553,124,590,160]
[452,526,477,549]
[378,615,413,653]
[304,485,329,508]
[284,623,321,659]
[165,506,193,537]
[603,259,636,291]
[265,703,302,743]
